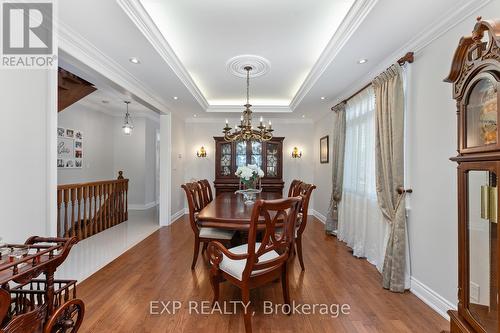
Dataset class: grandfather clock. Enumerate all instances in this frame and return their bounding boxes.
[446,18,500,333]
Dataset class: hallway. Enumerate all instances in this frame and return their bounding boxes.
[57,207,159,282]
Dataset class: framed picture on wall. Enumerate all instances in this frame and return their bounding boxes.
[320,135,329,164]
[57,127,83,169]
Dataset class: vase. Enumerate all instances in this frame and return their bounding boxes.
[237,188,261,205]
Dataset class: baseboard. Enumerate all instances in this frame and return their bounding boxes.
[128,201,158,211]
[410,276,456,320]
[170,209,185,223]
[311,209,326,224]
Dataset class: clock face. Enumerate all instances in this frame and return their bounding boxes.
[466,79,498,148]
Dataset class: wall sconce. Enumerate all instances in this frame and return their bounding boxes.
[291,147,302,159]
[197,146,207,158]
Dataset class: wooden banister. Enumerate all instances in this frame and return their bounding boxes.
[56,171,129,241]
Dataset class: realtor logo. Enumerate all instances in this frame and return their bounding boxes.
[1,1,56,68]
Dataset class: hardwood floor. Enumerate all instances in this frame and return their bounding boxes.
[77,215,448,332]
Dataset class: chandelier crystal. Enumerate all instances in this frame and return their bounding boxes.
[222,66,273,142]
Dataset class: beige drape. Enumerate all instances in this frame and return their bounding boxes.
[373,64,407,292]
[325,103,346,234]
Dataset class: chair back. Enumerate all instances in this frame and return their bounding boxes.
[242,197,301,280]
[288,179,303,197]
[181,182,204,234]
[198,179,213,207]
[295,183,316,237]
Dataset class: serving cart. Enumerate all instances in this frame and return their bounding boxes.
[0,236,84,333]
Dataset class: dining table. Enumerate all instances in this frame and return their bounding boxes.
[197,191,283,230]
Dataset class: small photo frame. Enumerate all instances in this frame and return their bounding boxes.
[75,131,83,140]
[320,135,329,164]
[57,128,65,137]
[75,141,82,149]
[75,150,82,158]
[66,129,74,138]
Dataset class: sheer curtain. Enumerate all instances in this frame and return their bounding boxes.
[338,88,388,272]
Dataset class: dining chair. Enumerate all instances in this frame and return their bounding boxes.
[208,197,302,333]
[198,179,213,207]
[287,179,303,197]
[294,182,316,271]
[181,182,235,269]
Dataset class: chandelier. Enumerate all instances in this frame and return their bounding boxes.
[223,66,273,142]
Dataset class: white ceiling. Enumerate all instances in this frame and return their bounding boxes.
[58,0,487,120]
[76,89,159,119]
[140,0,354,106]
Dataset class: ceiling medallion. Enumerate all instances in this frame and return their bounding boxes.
[222,66,273,142]
[226,54,271,78]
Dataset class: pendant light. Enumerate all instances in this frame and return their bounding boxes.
[122,101,133,135]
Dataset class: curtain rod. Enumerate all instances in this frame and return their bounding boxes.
[331,52,414,111]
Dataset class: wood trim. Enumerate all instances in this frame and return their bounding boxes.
[57,68,96,112]
[56,172,129,241]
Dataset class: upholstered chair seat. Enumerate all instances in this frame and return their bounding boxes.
[208,197,302,333]
[219,243,280,280]
[182,181,235,269]
[199,227,234,240]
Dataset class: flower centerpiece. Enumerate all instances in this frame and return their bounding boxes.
[235,164,264,204]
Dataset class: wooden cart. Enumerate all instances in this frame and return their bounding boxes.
[0,236,84,333]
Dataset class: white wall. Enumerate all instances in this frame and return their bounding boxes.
[58,104,115,184]
[183,119,315,199]
[405,4,500,306]
[0,69,56,243]
[313,113,334,219]
[311,1,500,314]
[145,118,160,205]
[171,114,186,216]
[57,98,160,209]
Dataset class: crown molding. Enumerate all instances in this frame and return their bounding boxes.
[185,117,313,124]
[206,105,292,113]
[321,0,492,121]
[117,0,209,110]
[58,21,170,115]
[117,0,377,114]
[289,0,378,111]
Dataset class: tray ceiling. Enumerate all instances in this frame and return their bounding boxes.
[138,0,355,108]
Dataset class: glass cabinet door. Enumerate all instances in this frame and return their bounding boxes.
[251,141,262,168]
[220,143,232,176]
[466,78,498,149]
[266,142,279,177]
[236,141,247,168]
[468,170,498,332]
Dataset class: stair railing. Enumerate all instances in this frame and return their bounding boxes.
[56,171,129,240]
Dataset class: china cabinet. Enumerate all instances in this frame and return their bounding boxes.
[213,137,284,195]
[446,18,500,333]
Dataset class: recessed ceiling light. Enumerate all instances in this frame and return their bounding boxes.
[173,96,178,100]
[320,97,326,100]
[129,57,141,64]
[193,114,197,118]
[301,114,306,118]
[357,59,368,64]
